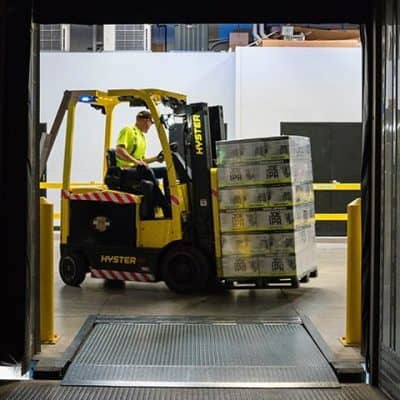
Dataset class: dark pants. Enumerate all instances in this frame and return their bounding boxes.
[123,165,171,218]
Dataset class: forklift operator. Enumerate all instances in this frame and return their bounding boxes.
[115,110,171,218]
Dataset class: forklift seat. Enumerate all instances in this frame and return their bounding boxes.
[104,149,155,219]
[105,148,140,193]
[104,149,123,191]
[107,148,117,168]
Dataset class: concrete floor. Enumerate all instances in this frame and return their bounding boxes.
[37,235,362,364]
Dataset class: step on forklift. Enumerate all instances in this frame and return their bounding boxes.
[54,88,227,293]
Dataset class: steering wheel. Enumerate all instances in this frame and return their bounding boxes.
[169,142,179,152]
[157,142,179,161]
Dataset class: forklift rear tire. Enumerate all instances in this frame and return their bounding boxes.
[59,254,87,287]
[290,277,300,288]
[161,244,209,294]
[310,269,318,278]
[300,273,310,283]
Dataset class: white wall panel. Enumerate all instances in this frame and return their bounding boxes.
[235,47,362,138]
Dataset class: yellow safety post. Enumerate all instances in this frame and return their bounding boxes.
[340,197,361,346]
[40,197,59,344]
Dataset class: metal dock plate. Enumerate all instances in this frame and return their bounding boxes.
[62,320,339,388]
[0,382,388,400]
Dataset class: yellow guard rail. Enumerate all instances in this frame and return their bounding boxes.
[40,181,361,222]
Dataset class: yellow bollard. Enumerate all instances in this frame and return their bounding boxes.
[340,197,361,346]
[40,197,59,344]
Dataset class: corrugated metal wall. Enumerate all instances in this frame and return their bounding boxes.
[378,0,400,398]
[174,24,209,51]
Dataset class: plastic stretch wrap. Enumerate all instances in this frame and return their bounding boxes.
[216,136,317,281]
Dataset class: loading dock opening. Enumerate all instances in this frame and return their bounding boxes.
[1,0,397,399]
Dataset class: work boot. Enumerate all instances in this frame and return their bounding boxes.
[163,205,172,218]
[153,184,171,218]
[139,180,155,219]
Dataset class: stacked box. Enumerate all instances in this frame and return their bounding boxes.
[222,246,316,278]
[221,226,316,255]
[216,136,311,164]
[218,160,313,187]
[218,183,314,210]
[219,203,315,232]
[216,136,317,283]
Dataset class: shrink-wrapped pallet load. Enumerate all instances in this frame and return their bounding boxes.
[216,136,317,287]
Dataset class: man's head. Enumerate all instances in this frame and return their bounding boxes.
[136,110,154,133]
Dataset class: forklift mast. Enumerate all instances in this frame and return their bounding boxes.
[185,103,215,261]
[208,105,227,162]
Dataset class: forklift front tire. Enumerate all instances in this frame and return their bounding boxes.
[59,254,87,287]
[161,244,209,294]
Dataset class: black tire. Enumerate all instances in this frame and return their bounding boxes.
[59,254,88,286]
[310,269,318,278]
[161,244,210,294]
[300,273,310,283]
[291,277,300,288]
[206,276,224,293]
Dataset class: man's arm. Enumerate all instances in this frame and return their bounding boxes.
[143,154,164,164]
[144,149,164,164]
[116,145,146,166]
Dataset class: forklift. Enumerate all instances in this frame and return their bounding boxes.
[55,88,226,294]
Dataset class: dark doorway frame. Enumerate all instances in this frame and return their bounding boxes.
[2,0,386,392]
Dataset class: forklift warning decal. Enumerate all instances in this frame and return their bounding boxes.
[93,216,110,232]
[62,189,136,204]
[90,268,155,282]
[192,114,204,155]
[170,194,180,205]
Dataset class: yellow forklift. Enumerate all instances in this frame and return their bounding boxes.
[54,88,225,293]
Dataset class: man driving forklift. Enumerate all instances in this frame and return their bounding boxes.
[115,110,171,218]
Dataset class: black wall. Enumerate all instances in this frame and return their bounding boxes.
[0,0,36,370]
[281,122,362,236]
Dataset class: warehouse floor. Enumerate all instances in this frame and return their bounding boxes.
[36,235,362,365]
